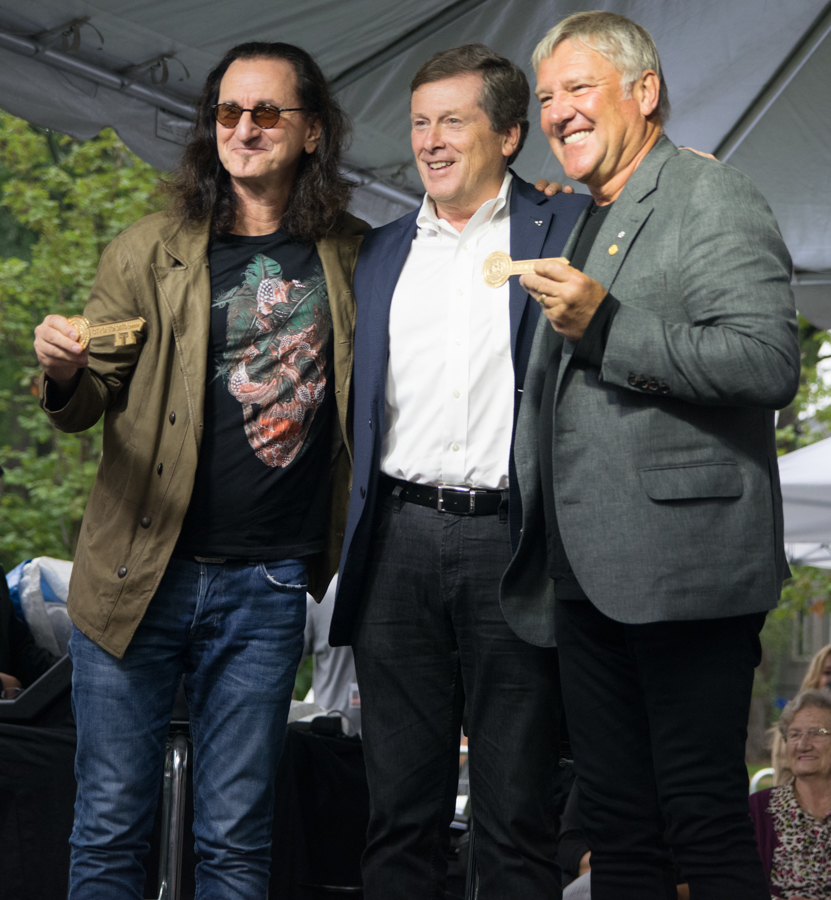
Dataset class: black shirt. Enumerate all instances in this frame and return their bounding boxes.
[176,231,335,559]
[539,203,620,597]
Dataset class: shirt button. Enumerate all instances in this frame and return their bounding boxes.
[169,411,176,424]
[461,243,468,251]
[117,566,128,578]
[157,463,163,475]
[140,517,151,528]
[457,289,463,296]
[453,390,460,398]
[452,443,460,452]
[360,486,366,499]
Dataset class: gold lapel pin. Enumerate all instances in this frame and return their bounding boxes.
[608,244,619,255]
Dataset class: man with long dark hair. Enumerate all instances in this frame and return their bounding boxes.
[33,42,366,898]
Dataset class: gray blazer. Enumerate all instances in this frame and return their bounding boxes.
[500,137,800,648]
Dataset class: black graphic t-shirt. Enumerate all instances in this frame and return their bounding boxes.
[176,230,334,559]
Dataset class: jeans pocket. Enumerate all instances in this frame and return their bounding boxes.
[257,559,308,592]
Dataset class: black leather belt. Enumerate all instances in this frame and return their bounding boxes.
[379,474,506,516]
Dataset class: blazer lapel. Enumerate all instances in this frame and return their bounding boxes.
[153,219,211,453]
[509,186,552,364]
[551,207,589,402]
[554,136,676,400]
[366,212,418,362]
[583,135,675,292]
[561,205,590,262]
[583,199,655,293]
[354,211,419,440]
[318,229,364,461]
[375,213,418,323]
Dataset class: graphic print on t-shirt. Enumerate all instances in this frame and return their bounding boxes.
[212,253,331,468]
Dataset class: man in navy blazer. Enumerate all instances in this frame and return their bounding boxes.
[331,45,588,898]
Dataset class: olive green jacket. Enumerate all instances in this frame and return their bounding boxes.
[40,210,367,658]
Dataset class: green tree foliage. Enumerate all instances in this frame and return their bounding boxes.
[776,314,831,455]
[0,113,163,571]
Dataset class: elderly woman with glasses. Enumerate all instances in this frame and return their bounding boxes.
[772,644,831,786]
[749,689,831,899]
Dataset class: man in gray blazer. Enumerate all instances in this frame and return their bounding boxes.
[501,11,800,900]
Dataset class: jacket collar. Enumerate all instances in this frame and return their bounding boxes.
[160,209,368,267]
[616,134,677,205]
[162,214,211,267]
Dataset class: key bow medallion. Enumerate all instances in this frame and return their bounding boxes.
[482,252,570,288]
[67,315,147,349]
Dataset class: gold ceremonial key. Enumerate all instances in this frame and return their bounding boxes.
[482,251,570,288]
[67,315,146,350]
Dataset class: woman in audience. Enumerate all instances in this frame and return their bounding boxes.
[773,644,831,785]
[749,689,831,900]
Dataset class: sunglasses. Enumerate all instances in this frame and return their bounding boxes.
[212,103,308,129]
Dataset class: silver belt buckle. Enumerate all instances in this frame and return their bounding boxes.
[437,485,475,514]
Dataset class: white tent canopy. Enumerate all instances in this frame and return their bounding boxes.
[0,1,828,315]
[779,437,831,568]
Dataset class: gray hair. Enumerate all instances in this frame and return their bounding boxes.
[778,688,831,738]
[410,44,529,166]
[532,11,670,124]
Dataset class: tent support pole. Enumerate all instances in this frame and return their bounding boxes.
[0,28,197,119]
[715,0,831,161]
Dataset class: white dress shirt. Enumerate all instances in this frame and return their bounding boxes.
[380,171,514,490]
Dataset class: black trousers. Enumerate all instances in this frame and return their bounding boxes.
[554,597,770,900]
[353,495,562,899]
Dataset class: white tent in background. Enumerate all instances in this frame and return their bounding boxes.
[779,437,831,568]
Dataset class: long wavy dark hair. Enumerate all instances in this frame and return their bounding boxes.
[169,42,352,242]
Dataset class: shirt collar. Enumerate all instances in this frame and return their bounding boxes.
[416,170,513,237]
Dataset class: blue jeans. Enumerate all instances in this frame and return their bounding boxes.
[68,556,307,900]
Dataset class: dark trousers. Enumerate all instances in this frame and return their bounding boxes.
[554,597,769,900]
[353,495,562,899]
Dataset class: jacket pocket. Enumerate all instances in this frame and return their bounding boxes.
[638,461,743,501]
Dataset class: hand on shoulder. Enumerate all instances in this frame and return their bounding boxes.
[534,179,575,196]
[678,147,718,161]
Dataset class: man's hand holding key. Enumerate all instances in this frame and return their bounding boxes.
[520,259,608,343]
[34,314,91,388]
[34,314,145,389]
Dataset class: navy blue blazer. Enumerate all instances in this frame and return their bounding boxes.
[330,174,589,645]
